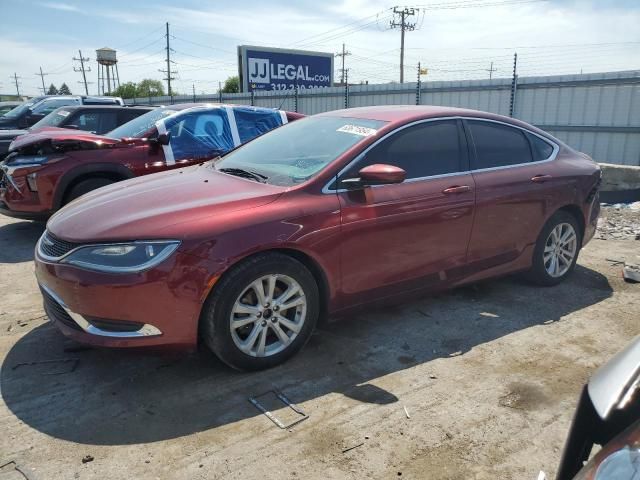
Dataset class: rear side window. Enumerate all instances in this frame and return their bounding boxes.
[73,111,118,134]
[118,109,148,126]
[526,132,554,161]
[233,108,283,143]
[349,120,464,180]
[468,121,532,169]
[166,110,234,160]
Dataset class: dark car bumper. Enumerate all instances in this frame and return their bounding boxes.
[34,243,215,350]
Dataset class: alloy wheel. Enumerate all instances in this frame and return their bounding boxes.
[230,274,307,357]
[544,222,577,278]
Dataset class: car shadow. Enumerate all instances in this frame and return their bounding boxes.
[0,221,44,263]
[1,265,612,445]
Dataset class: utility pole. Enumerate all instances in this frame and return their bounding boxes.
[73,50,91,95]
[390,7,417,83]
[192,84,196,103]
[509,53,518,117]
[35,67,49,94]
[344,69,349,109]
[486,61,497,80]
[335,43,351,85]
[11,73,21,96]
[158,22,176,100]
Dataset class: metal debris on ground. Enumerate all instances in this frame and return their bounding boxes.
[248,390,308,429]
[403,406,411,419]
[623,263,640,283]
[12,358,79,375]
[342,442,364,454]
[0,460,33,480]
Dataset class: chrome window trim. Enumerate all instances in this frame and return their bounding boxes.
[321,115,559,194]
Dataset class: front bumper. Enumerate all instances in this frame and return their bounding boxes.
[34,247,216,349]
[0,163,53,220]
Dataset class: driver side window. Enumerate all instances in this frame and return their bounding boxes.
[342,119,466,184]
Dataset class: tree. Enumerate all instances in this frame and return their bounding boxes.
[111,82,138,99]
[136,79,165,97]
[58,83,72,95]
[46,84,58,95]
[221,76,239,93]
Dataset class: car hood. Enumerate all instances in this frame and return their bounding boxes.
[47,164,286,243]
[0,129,27,140]
[0,116,20,130]
[9,128,120,152]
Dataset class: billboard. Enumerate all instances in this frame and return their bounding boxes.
[238,45,334,92]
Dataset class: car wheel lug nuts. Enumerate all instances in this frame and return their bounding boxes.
[261,320,267,327]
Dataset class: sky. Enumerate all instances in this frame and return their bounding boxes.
[1,0,639,97]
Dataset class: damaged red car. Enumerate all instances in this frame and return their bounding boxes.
[35,106,601,371]
[0,104,300,220]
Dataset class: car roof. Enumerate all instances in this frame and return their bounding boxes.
[51,105,153,112]
[166,103,292,113]
[319,105,507,122]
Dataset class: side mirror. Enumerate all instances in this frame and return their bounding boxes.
[156,132,170,145]
[341,163,406,189]
[26,113,45,126]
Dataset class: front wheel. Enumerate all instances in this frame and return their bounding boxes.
[526,211,581,286]
[200,253,319,371]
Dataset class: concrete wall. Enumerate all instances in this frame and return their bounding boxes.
[126,70,640,167]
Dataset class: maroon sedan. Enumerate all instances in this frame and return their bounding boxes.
[34,106,601,370]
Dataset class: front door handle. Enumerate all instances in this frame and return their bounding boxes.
[443,185,471,194]
[531,174,552,183]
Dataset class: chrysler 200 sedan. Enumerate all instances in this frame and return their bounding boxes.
[34,106,601,371]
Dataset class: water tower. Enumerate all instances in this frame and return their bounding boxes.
[96,47,120,95]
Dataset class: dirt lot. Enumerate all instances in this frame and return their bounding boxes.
[0,209,638,480]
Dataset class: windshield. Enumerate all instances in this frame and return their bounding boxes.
[215,116,387,186]
[3,99,40,119]
[107,107,176,139]
[30,108,73,129]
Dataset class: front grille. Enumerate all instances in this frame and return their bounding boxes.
[39,231,80,259]
[41,287,82,331]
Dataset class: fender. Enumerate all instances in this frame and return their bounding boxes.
[53,162,135,209]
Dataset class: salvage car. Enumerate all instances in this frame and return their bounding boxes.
[0,105,153,159]
[556,335,640,479]
[0,95,124,130]
[34,106,601,370]
[1,103,301,219]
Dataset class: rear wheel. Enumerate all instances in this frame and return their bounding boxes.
[200,252,319,371]
[64,178,115,204]
[527,211,581,286]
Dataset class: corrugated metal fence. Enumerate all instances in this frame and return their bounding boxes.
[126,70,640,166]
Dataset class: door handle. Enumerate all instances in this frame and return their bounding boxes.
[531,174,552,183]
[442,185,471,194]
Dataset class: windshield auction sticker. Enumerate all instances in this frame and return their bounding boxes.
[337,125,378,137]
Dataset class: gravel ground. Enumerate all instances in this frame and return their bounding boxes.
[0,208,638,480]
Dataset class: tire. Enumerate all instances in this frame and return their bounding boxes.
[526,210,582,286]
[200,252,320,371]
[64,178,115,204]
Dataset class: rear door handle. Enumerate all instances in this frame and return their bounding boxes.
[531,174,552,183]
[442,185,471,194]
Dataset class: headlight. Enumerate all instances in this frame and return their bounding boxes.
[6,155,50,167]
[61,240,180,273]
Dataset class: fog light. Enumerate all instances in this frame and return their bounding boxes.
[27,173,38,192]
